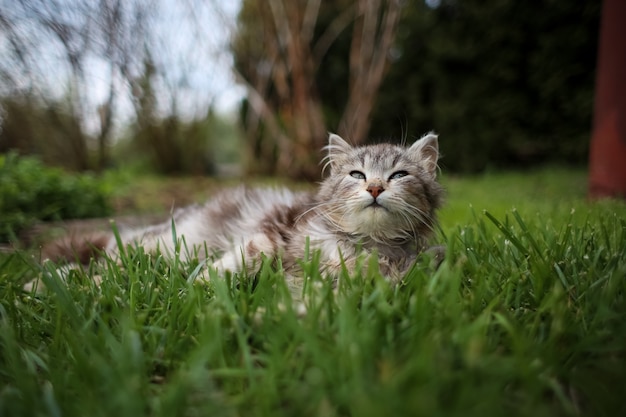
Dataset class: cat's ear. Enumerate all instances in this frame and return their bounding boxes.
[324,133,352,171]
[408,132,439,179]
[327,133,352,155]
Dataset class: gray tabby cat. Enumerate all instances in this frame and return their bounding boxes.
[34,133,444,292]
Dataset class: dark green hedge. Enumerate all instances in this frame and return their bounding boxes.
[0,152,112,242]
[368,1,600,172]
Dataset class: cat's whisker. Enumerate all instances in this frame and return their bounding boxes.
[390,197,434,226]
[295,201,340,224]
[395,209,419,238]
[320,157,334,177]
[386,197,438,242]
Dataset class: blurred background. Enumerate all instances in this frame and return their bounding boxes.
[0,0,604,240]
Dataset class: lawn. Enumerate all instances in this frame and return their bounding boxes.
[1,167,625,417]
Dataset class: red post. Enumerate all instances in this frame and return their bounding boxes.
[588,0,626,199]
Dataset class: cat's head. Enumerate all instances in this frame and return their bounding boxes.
[317,133,444,245]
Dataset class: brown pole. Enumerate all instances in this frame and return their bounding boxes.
[589,0,626,198]
[589,0,626,199]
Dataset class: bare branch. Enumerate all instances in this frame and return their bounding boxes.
[301,0,321,44]
[312,4,356,67]
[268,0,291,53]
[340,0,401,143]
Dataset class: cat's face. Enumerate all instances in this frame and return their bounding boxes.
[317,133,444,243]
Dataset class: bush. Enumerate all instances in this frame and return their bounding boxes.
[0,152,112,242]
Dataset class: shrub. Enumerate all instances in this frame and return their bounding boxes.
[0,152,112,242]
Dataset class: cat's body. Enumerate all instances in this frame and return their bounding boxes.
[36,133,444,291]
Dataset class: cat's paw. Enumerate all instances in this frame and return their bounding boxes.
[211,255,238,276]
[190,257,238,284]
[23,277,45,293]
[423,245,446,269]
[22,262,81,293]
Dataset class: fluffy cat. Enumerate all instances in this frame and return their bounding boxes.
[32,133,444,292]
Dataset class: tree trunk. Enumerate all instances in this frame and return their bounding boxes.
[588,0,626,199]
[234,0,401,179]
[338,0,400,144]
[243,0,327,180]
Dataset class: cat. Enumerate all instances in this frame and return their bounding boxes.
[28,132,444,294]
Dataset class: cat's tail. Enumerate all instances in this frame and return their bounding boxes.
[39,231,112,265]
[23,232,112,294]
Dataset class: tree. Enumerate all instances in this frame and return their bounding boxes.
[0,0,229,174]
[0,0,152,171]
[0,95,90,171]
[232,0,401,180]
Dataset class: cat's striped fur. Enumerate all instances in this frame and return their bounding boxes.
[34,133,444,292]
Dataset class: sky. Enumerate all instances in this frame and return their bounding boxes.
[0,0,246,135]
[148,0,246,115]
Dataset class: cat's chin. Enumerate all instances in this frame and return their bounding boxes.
[349,206,395,232]
[365,201,388,211]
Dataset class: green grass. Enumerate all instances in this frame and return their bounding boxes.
[1,167,625,417]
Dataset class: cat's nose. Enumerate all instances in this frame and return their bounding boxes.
[367,184,385,199]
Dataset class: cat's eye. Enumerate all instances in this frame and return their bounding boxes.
[389,170,409,180]
[350,170,366,180]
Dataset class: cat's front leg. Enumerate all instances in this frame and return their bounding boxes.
[423,245,446,269]
[383,245,447,285]
[210,233,277,277]
[211,251,243,275]
[23,261,104,293]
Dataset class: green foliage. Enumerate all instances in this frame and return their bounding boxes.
[0,152,113,242]
[369,0,600,172]
[1,171,625,416]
